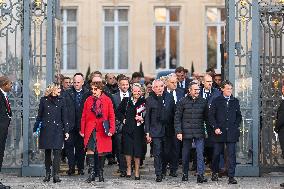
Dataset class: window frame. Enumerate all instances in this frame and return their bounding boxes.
[102,7,129,72]
[205,7,226,74]
[154,7,181,72]
[61,8,78,74]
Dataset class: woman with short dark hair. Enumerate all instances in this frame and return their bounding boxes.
[80,81,115,183]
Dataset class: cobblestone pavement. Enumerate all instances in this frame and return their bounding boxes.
[1,159,284,189]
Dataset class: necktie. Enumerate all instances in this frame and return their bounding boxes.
[6,96,11,113]
[170,91,173,95]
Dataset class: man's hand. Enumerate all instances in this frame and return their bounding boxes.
[135,115,144,122]
[79,132,84,137]
[146,133,152,143]
[108,132,113,137]
[177,134,183,141]
[65,133,70,141]
[215,128,222,135]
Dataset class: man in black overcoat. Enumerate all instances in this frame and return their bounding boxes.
[64,73,89,175]
[0,76,12,189]
[209,80,242,184]
[145,79,175,182]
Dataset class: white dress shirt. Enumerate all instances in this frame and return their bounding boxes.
[120,90,130,101]
[167,88,177,104]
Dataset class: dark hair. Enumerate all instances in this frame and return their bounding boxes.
[144,80,152,86]
[132,72,142,79]
[117,74,126,81]
[221,80,233,89]
[90,81,105,90]
[175,66,185,73]
[118,76,129,83]
[105,73,116,80]
[0,76,11,87]
[187,81,199,90]
[74,73,84,78]
[63,76,71,80]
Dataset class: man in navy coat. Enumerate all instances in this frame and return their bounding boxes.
[209,80,242,184]
[0,76,12,189]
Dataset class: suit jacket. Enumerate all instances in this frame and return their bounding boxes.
[177,78,192,94]
[275,100,284,133]
[144,92,175,137]
[0,89,12,121]
[112,91,131,110]
[199,87,221,107]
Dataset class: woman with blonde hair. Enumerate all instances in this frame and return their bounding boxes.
[33,83,70,183]
[117,83,146,180]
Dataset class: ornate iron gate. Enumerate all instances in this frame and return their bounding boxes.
[226,0,284,176]
[0,0,61,176]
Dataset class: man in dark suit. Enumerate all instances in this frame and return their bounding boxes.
[274,85,284,188]
[145,79,175,182]
[0,76,12,189]
[199,74,221,168]
[112,76,130,177]
[163,74,184,177]
[175,66,192,93]
[209,80,242,184]
[64,73,89,176]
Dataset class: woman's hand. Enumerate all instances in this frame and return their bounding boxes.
[107,132,113,137]
[135,115,144,122]
[65,133,69,141]
[146,133,152,143]
[79,132,84,137]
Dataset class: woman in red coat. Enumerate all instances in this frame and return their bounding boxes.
[80,81,115,183]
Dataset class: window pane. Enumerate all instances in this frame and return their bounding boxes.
[118,26,128,69]
[105,9,114,21]
[104,27,114,69]
[170,26,179,69]
[170,8,179,22]
[67,27,77,69]
[118,9,128,21]
[156,26,166,69]
[155,8,166,22]
[207,26,217,69]
[206,8,218,22]
[67,9,77,22]
[221,8,226,21]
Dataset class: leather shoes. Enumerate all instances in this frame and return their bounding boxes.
[156,175,162,182]
[78,169,84,175]
[182,174,188,181]
[228,177,237,184]
[211,173,218,181]
[134,176,140,180]
[280,183,284,187]
[120,171,127,177]
[169,171,178,177]
[197,175,207,183]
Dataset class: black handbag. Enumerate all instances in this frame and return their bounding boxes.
[103,120,110,135]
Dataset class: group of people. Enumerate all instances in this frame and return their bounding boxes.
[0,66,243,188]
[30,66,243,185]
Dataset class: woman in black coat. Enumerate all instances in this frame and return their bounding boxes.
[117,83,146,180]
[33,83,70,183]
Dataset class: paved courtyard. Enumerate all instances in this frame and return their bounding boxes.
[1,159,284,189]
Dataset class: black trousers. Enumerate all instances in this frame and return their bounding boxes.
[152,137,166,176]
[212,142,236,177]
[45,149,61,175]
[162,136,180,173]
[65,130,85,170]
[0,119,10,172]
[113,133,126,172]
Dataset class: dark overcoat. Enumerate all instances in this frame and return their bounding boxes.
[33,96,70,149]
[275,100,284,155]
[208,95,242,143]
[174,96,208,139]
[144,92,175,138]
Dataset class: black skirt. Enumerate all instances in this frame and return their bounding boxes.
[122,129,145,158]
[87,129,97,152]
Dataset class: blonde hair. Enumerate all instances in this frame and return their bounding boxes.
[44,83,60,96]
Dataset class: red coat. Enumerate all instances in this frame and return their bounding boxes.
[81,93,115,154]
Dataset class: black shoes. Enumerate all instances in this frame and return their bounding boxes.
[134,176,141,180]
[169,171,178,177]
[43,173,51,182]
[53,175,61,183]
[280,183,284,187]
[120,171,127,177]
[86,172,96,183]
[156,175,163,182]
[182,173,188,181]
[211,173,219,181]
[0,182,11,189]
[228,177,237,184]
[98,171,104,182]
[197,175,208,183]
[78,169,85,175]
[66,168,75,176]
